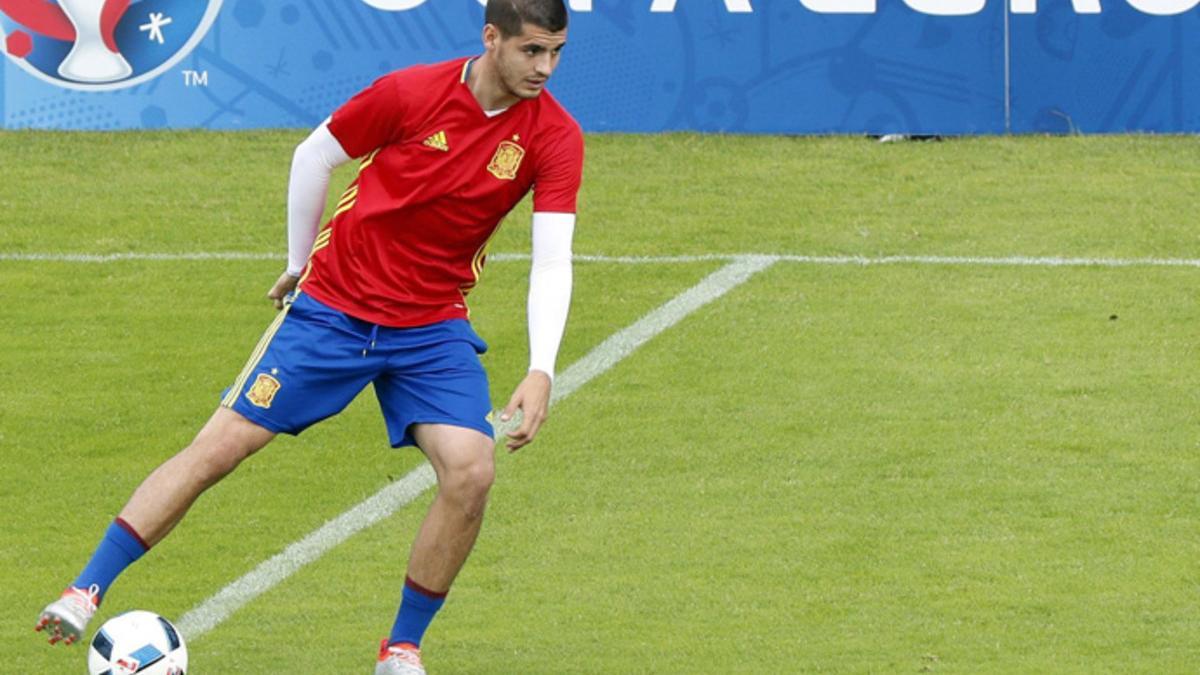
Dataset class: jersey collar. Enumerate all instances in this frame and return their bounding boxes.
[461,56,512,118]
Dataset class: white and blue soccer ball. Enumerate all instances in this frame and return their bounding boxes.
[87,610,188,675]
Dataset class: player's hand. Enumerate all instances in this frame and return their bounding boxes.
[267,271,300,310]
[500,370,552,452]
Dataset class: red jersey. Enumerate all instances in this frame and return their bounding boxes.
[299,57,584,327]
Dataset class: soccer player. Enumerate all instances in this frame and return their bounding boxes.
[35,1,581,673]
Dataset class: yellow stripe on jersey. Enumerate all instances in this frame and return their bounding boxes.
[335,185,358,209]
[311,229,332,250]
[310,233,333,256]
[460,59,472,84]
[462,225,503,298]
[298,224,332,280]
[333,199,357,219]
[297,233,330,285]
[293,223,334,290]
[330,151,379,220]
[359,148,381,172]
[471,243,487,282]
[298,260,315,285]
[333,200,356,218]
[333,181,359,218]
[221,297,297,409]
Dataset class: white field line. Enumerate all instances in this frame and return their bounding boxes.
[2,251,1200,268]
[0,252,282,263]
[174,256,776,640]
[770,253,1200,268]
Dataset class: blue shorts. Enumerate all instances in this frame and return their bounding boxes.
[220,292,493,448]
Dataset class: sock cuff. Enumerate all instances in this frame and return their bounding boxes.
[404,576,448,601]
[111,518,150,555]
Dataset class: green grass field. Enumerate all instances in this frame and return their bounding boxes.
[2,132,1198,673]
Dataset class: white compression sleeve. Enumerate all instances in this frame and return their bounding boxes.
[286,119,352,276]
[528,212,576,380]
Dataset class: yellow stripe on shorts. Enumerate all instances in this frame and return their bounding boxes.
[221,296,297,408]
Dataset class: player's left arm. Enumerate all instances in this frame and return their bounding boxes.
[500,123,584,451]
[501,213,574,451]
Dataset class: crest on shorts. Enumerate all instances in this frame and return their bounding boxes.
[246,373,282,409]
[487,139,525,180]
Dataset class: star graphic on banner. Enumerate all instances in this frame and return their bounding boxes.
[139,12,173,45]
[267,50,290,78]
[704,18,738,48]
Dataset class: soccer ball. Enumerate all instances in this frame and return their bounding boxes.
[87,610,188,675]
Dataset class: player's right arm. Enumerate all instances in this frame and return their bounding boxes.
[269,74,409,308]
[267,119,352,308]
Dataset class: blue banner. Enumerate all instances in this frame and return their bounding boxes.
[0,0,1196,133]
[1010,6,1197,133]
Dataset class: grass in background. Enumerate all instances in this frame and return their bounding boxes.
[1,132,1198,672]
[2,132,1198,259]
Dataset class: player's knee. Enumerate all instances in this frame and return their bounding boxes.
[190,450,236,487]
[185,411,272,485]
[186,437,254,486]
[460,456,495,500]
[445,455,494,516]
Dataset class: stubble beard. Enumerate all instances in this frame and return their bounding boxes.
[498,56,542,101]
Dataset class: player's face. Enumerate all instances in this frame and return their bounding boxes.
[489,23,567,100]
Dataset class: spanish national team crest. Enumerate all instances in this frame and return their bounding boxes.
[245,373,281,409]
[0,0,224,91]
[487,138,525,181]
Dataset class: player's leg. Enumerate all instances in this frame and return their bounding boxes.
[379,425,495,673]
[120,407,276,546]
[373,319,495,673]
[406,424,496,589]
[37,292,379,647]
[35,408,275,645]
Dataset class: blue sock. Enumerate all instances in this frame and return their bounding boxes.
[72,519,149,601]
[388,577,447,647]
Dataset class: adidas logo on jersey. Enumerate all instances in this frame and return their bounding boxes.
[423,131,449,152]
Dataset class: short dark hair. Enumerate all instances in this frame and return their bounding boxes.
[485,0,568,38]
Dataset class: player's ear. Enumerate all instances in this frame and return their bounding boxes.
[482,24,501,51]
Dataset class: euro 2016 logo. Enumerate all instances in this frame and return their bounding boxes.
[0,0,223,91]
